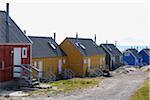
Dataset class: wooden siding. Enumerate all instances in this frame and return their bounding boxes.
[32,56,67,76]
[0,45,31,82]
[83,55,106,75]
[60,39,106,77]
[60,39,83,77]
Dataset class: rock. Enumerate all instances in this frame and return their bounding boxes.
[9,91,29,97]
[113,65,138,75]
[140,66,150,72]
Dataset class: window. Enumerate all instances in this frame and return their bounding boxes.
[79,43,86,50]
[48,42,56,49]
[34,61,37,67]
[75,42,79,47]
[124,52,130,56]
[22,48,27,58]
[107,46,112,51]
[63,59,66,64]
[84,58,87,64]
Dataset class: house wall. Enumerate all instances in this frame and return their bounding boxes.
[32,56,67,77]
[83,54,106,76]
[123,52,136,66]
[139,50,150,65]
[0,45,31,82]
[60,39,83,77]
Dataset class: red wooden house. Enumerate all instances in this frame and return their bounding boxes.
[0,3,32,82]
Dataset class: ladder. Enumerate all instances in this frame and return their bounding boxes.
[62,68,75,79]
[13,64,40,87]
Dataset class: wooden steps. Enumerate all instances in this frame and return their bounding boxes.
[62,68,75,79]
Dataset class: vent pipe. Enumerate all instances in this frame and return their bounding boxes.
[106,40,108,44]
[6,3,9,43]
[24,30,26,34]
[136,46,139,51]
[53,32,56,41]
[76,32,78,43]
[115,41,117,47]
[94,34,96,43]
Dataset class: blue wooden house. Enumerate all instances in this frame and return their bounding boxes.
[139,48,150,65]
[123,49,143,66]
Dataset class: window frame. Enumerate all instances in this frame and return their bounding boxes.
[22,47,27,58]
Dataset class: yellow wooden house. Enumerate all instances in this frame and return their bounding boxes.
[29,36,67,79]
[60,36,106,77]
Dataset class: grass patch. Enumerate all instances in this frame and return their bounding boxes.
[47,77,103,93]
[130,79,150,100]
[28,77,103,96]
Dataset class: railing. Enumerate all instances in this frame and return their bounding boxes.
[88,66,103,77]
[41,71,56,82]
[13,64,40,85]
[63,68,75,79]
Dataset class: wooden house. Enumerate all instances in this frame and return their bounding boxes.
[100,44,122,71]
[123,49,143,66]
[0,4,32,82]
[139,48,150,65]
[60,36,106,77]
[29,36,67,79]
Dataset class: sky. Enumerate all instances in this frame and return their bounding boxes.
[0,0,149,46]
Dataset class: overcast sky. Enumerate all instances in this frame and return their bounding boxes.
[0,0,149,46]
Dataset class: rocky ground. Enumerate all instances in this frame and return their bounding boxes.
[0,65,149,100]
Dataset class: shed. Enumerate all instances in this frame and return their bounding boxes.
[123,49,143,66]
[139,48,150,65]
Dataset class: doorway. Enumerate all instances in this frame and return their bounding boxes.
[13,48,21,65]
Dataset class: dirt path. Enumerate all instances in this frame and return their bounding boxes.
[24,70,148,100]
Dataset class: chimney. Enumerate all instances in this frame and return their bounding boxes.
[6,3,9,43]
[53,32,56,41]
[76,32,78,43]
[94,34,96,43]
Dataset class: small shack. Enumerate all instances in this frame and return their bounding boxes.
[123,49,143,66]
[139,48,150,65]
[100,44,122,71]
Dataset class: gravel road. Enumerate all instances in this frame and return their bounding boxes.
[25,70,148,100]
[0,69,148,100]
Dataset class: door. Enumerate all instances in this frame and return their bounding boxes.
[14,48,21,65]
[58,59,62,74]
[100,57,103,68]
[38,61,43,79]
[88,58,91,70]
